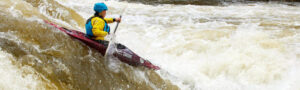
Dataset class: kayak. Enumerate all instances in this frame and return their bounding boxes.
[44,20,160,70]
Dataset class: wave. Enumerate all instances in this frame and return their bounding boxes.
[0,0,177,89]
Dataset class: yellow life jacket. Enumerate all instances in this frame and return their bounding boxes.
[85,16,114,40]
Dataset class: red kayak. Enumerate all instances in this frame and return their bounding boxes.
[44,20,160,70]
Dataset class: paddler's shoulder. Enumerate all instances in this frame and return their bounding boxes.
[91,17,105,24]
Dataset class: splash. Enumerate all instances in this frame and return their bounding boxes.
[0,0,300,90]
[0,0,177,89]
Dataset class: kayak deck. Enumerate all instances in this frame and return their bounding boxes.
[44,20,160,70]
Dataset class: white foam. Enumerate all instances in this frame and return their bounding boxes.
[0,48,55,90]
[42,1,300,89]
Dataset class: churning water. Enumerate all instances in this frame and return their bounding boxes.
[0,0,299,90]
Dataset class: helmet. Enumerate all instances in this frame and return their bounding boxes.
[94,3,108,12]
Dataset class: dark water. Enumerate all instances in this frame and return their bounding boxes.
[122,0,300,5]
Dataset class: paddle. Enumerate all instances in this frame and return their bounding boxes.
[105,4,127,58]
[104,15,122,57]
[113,15,122,34]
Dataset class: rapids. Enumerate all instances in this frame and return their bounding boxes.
[0,0,299,90]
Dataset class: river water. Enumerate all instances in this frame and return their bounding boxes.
[0,0,299,90]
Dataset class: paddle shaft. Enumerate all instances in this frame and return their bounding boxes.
[113,15,122,34]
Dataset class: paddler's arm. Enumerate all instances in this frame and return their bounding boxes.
[104,18,121,23]
[104,18,114,23]
[92,18,108,40]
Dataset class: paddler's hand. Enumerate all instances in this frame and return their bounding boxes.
[115,18,121,23]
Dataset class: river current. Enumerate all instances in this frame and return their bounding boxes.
[0,0,299,90]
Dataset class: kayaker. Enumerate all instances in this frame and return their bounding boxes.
[85,2,121,47]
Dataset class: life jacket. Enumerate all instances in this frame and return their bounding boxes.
[85,16,110,37]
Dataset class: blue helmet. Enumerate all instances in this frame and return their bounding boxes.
[94,3,108,12]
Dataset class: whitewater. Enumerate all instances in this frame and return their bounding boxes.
[0,0,299,90]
